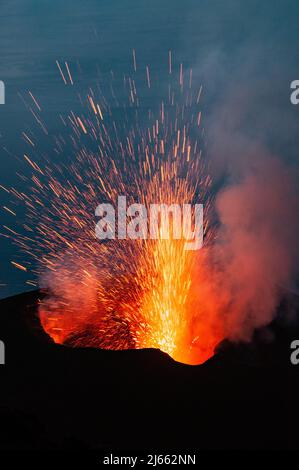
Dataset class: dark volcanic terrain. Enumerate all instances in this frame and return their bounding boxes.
[0,290,299,451]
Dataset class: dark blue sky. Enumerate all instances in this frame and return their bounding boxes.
[1,0,299,298]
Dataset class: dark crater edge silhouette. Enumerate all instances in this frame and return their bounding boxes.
[0,289,299,451]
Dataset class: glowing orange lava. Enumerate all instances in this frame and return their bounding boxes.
[39,164,224,365]
[8,57,226,364]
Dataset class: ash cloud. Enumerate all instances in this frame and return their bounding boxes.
[194,38,299,342]
[214,157,299,341]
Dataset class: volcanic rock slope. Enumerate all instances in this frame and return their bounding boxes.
[0,290,299,450]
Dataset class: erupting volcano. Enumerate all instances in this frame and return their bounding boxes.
[38,165,223,365]
[4,56,227,365]
[5,54,297,366]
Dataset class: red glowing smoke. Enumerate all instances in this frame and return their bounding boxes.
[212,156,299,342]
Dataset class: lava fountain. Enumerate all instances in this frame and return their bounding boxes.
[6,57,226,364]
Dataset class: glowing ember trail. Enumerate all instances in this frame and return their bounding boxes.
[4,56,226,364]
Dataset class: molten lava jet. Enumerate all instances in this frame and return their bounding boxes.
[8,58,227,365]
[38,170,224,365]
